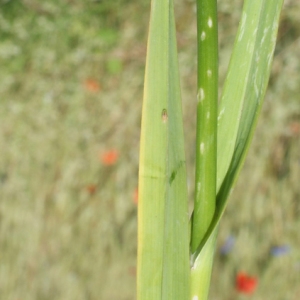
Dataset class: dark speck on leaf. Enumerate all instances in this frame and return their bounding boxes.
[169,170,176,184]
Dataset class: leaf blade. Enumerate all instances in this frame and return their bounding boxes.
[137,1,190,299]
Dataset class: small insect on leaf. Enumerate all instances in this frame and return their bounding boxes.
[161,109,168,123]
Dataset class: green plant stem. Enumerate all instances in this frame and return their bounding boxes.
[191,0,218,253]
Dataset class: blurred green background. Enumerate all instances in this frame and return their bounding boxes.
[0,0,299,299]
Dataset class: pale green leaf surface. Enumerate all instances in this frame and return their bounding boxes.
[214,0,284,232]
[216,1,260,193]
[192,0,284,268]
[137,0,190,299]
[190,230,217,300]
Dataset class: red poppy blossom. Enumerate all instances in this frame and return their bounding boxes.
[100,150,118,166]
[86,184,97,195]
[236,272,257,294]
[84,79,101,93]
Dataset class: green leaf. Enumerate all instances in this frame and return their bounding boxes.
[214,0,284,238]
[137,0,190,299]
[190,230,217,300]
[216,0,284,194]
[192,0,284,271]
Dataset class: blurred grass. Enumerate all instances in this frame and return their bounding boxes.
[0,0,299,299]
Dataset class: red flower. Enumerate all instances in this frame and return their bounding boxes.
[86,184,97,195]
[84,79,101,93]
[100,150,118,166]
[236,272,257,294]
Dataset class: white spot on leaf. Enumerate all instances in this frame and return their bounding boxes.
[197,182,201,193]
[218,108,225,121]
[197,88,205,103]
[201,31,206,41]
[238,12,247,41]
[208,17,213,28]
[207,69,212,77]
[200,143,205,154]
[192,296,199,300]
